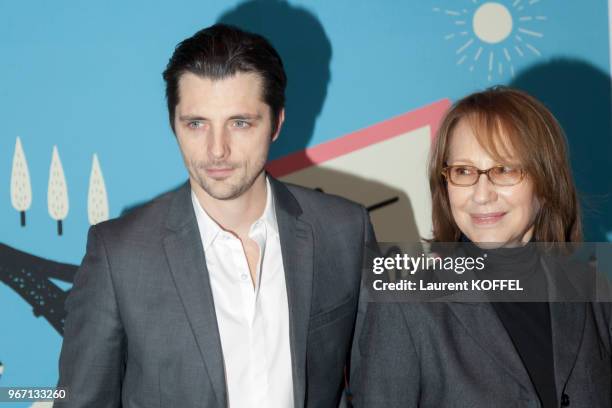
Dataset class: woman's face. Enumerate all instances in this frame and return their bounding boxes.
[446,119,540,245]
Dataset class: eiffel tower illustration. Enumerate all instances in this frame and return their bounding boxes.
[0,243,77,335]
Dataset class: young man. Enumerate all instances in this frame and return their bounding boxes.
[57,24,375,408]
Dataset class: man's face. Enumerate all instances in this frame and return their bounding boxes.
[174,72,282,201]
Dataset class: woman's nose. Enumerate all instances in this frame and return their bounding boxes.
[472,173,498,204]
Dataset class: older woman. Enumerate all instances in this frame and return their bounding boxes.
[353,87,611,407]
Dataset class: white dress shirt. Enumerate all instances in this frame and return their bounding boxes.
[191,178,294,408]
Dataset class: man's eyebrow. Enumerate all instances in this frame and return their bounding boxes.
[177,114,262,121]
[228,113,262,120]
[178,115,208,121]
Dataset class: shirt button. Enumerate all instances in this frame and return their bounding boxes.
[561,393,570,406]
[241,274,248,281]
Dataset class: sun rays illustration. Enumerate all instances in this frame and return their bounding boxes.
[434,0,547,81]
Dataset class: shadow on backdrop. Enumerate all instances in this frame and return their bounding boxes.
[511,58,612,242]
[217,0,331,160]
[217,0,422,243]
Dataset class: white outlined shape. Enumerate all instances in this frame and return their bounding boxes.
[10,137,32,226]
[47,146,69,235]
[87,154,109,225]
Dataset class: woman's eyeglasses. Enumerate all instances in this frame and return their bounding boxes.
[441,165,526,187]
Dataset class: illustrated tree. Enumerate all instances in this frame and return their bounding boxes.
[10,137,32,226]
[47,146,69,236]
[87,154,109,225]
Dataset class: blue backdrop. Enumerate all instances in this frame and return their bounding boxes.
[1,1,610,404]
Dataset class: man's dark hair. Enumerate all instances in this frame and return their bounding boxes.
[163,24,287,134]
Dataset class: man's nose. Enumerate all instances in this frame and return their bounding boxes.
[208,127,230,160]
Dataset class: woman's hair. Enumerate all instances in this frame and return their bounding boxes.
[429,86,582,243]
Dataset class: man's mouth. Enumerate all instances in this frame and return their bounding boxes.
[204,167,235,179]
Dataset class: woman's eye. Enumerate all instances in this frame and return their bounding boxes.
[498,166,517,174]
[454,166,473,176]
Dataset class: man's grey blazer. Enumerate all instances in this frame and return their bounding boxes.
[56,177,375,408]
[353,298,612,408]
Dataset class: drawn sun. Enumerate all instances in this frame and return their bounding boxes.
[434,0,546,81]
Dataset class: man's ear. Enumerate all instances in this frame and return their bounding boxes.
[272,108,285,142]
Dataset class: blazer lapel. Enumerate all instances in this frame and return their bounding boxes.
[448,302,536,394]
[542,257,587,394]
[549,302,586,394]
[162,183,227,407]
[271,178,314,408]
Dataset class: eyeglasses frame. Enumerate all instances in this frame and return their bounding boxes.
[441,164,526,187]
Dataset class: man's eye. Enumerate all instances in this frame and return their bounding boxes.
[233,120,250,129]
[187,121,203,129]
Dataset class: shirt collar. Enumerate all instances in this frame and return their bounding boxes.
[260,176,279,237]
[191,176,279,251]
